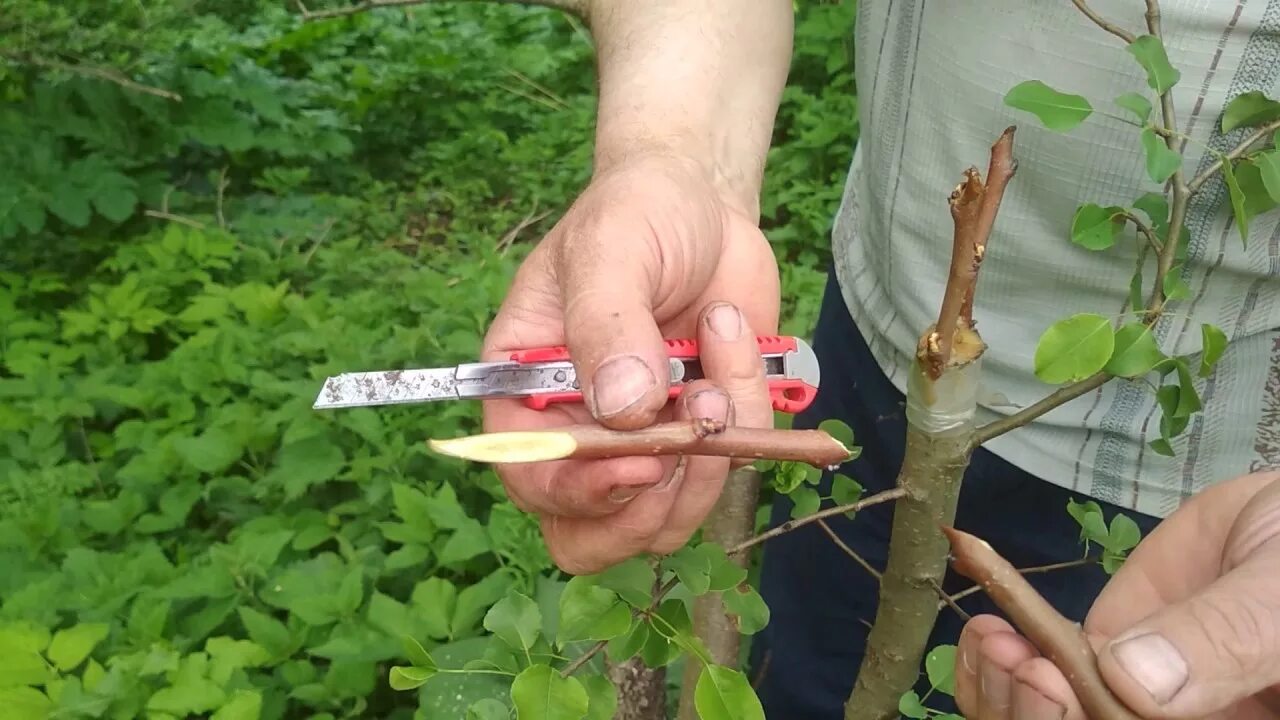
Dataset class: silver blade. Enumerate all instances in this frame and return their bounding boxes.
[313,367,462,409]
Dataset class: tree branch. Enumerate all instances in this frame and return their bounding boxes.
[1,52,182,101]
[944,527,1140,720]
[428,419,855,468]
[1187,117,1280,193]
[939,557,1094,609]
[962,126,1019,325]
[817,518,881,580]
[1070,0,1137,43]
[727,488,907,557]
[295,0,585,21]
[971,371,1110,446]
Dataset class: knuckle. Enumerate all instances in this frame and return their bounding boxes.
[1186,593,1279,673]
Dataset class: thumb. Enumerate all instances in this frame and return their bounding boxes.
[552,219,689,430]
[1097,477,1280,718]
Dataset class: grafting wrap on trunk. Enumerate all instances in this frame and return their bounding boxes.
[843,350,982,720]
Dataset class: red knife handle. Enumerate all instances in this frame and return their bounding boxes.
[509,336,816,413]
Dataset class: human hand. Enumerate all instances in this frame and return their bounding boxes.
[955,470,1280,719]
[480,153,780,575]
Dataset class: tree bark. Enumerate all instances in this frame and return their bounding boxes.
[609,657,667,720]
[677,467,763,720]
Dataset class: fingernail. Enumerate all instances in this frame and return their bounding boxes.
[706,303,742,341]
[609,485,647,503]
[685,389,731,422]
[591,355,656,418]
[1111,632,1189,704]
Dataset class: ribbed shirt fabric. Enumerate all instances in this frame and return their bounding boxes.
[832,0,1280,518]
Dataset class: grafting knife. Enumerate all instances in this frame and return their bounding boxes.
[312,335,820,414]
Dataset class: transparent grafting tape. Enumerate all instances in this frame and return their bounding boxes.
[905,356,983,435]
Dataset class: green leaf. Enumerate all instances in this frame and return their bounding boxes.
[1070,203,1126,250]
[1150,437,1176,456]
[581,674,618,720]
[830,474,863,508]
[1199,323,1228,377]
[1034,313,1115,384]
[1223,158,1250,247]
[1127,35,1181,94]
[484,593,542,654]
[1115,92,1153,123]
[706,546,749,592]
[1105,323,1164,377]
[789,486,821,519]
[1221,90,1280,132]
[1163,265,1191,301]
[337,567,363,615]
[1141,128,1182,184]
[664,545,714,596]
[210,689,262,720]
[694,664,765,720]
[606,618,648,663]
[1253,150,1280,203]
[0,687,53,720]
[468,699,510,720]
[557,577,631,645]
[721,584,770,635]
[389,665,435,691]
[595,558,655,608]
[47,184,92,227]
[510,664,590,720]
[1132,192,1169,233]
[1068,499,1109,545]
[1107,514,1142,553]
[898,691,928,719]
[173,428,242,474]
[404,636,437,669]
[47,622,109,671]
[92,183,138,223]
[818,418,855,449]
[926,644,957,695]
[1173,360,1203,418]
[1003,80,1093,131]
[440,519,492,566]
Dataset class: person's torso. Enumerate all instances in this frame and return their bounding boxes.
[832,0,1280,518]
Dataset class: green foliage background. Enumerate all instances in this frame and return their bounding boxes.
[0,1,856,717]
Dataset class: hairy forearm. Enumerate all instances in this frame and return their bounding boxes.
[585,0,793,219]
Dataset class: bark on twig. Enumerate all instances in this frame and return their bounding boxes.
[962,126,1018,324]
[1,52,183,101]
[428,419,854,468]
[943,527,1140,720]
[727,488,907,557]
[677,467,762,720]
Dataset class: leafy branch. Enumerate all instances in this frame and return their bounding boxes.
[1,51,182,101]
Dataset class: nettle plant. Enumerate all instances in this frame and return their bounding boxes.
[323,1,1277,719]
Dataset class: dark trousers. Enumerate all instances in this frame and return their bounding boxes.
[747,269,1160,718]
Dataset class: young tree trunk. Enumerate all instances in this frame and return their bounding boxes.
[608,657,667,720]
[676,467,763,720]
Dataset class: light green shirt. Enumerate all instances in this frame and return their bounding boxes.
[833,0,1280,518]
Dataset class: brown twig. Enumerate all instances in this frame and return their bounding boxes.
[295,0,585,21]
[930,578,971,622]
[972,371,1110,446]
[727,488,907,557]
[944,527,1140,720]
[1070,0,1137,43]
[1187,117,1280,193]
[939,557,1094,608]
[2,52,182,101]
[962,126,1019,325]
[924,128,1017,378]
[817,519,881,580]
[1123,211,1163,254]
[560,640,608,677]
[144,210,207,229]
[428,419,855,468]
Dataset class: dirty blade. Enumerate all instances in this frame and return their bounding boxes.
[313,367,462,409]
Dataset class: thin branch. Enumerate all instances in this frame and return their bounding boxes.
[2,52,182,101]
[1070,0,1137,43]
[972,371,1110,446]
[927,167,984,378]
[560,640,607,677]
[1144,0,1190,319]
[144,210,207,229]
[727,487,907,557]
[1122,210,1163,254]
[429,419,855,468]
[816,519,881,579]
[939,557,1094,608]
[296,0,585,21]
[931,578,971,622]
[215,167,229,230]
[962,126,1019,325]
[944,527,1140,720]
[1187,117,1280,193]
